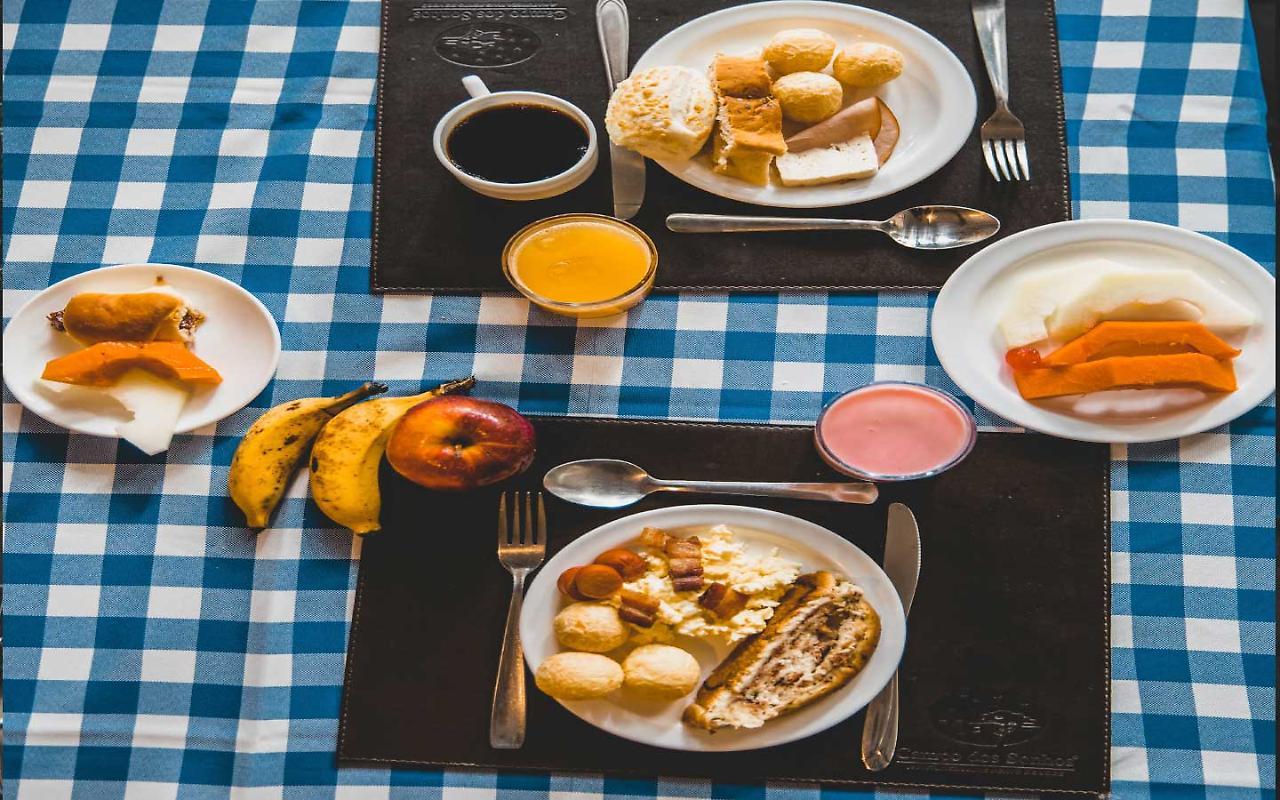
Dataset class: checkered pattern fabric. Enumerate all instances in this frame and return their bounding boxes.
[2,1,1273,798]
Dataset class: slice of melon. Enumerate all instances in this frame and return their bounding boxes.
[1046,270,1254,342]
[42,341,222,387]
[37,369,190,455]
[1042,321,1241,365]
[999,260,1124,347]
[108,370,190,455]
[1012,352,1237,400]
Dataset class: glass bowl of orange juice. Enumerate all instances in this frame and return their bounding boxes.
[502,213,658,318]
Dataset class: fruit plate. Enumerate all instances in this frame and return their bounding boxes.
[519,504,906,752]
[932,219,1277,444]
[631,0,977,208]
[2,263,282,440]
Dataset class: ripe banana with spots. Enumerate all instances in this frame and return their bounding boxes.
[309,376,476,535]
[228,382,389,529]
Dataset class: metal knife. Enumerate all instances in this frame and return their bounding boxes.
[861,502,921,771]
[596,0,645,219]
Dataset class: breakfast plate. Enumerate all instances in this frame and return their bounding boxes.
[3,263,281,444]
[932,220,1276,443]
[520,504,906,752]
[630,1,976,208]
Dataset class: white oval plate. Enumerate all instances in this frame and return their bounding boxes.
[632,1,976,208]
[3,263,282,439]
[520,504,906,752]
[932,220,1277,443]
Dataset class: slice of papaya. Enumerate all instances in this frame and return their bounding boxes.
[1042,321,1240,366]
[1013,352,1237,400]
[42,341,222,387]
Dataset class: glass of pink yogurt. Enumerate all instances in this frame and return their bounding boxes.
[815,382,977,481]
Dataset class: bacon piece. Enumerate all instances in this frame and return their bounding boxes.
[619,589,661,615]
[665,537,702,559]
[699,582,749,619]
[639,527,670,549]
[672,575,705,592]
[667,557,704,578]
[618,605,656,627]
[698,582,727,609]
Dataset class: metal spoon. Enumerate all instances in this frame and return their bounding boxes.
[666,205,1000,249]
[543,459,878,508]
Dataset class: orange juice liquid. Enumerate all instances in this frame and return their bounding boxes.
[508,218,653,314]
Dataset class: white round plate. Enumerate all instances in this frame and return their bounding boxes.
[631,1,976,208]
[520,504,906,752]
[3,263,282,439]
[932,220,1277,443]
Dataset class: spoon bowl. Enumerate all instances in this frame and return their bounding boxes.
[886,205,1000,249]
[543,459,653,508]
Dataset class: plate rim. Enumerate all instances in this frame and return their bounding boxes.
[519,502,907,752]
[631,0,978,208]
[2,262,283,437]
[931,218,1277,444]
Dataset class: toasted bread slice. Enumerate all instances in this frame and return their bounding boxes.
[717,96,787,156]
[683,571,881,732]
[711,54,772,98]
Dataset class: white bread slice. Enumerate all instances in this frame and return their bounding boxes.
[775,134,878,187]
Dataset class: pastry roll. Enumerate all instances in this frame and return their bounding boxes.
[48,290,205,345]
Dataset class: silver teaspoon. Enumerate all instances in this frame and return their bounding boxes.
[666,205,1000,249]
[543,459,878,508]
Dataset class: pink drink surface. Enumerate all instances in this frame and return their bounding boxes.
[819,385,972,477]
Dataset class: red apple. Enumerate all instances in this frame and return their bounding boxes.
[386,395,535,491]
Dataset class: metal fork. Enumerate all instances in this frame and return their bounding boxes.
[972,0,1030,181]
[490,490,547,749]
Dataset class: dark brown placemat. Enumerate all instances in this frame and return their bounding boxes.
[370,0,1069,293]
[338,418,1110,796]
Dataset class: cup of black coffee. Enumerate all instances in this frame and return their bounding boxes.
[433,76,598,201]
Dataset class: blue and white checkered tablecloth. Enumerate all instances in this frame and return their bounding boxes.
[1,1,1273,798]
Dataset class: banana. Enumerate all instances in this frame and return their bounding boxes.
[229,382,389,529]
[308,376,475,535]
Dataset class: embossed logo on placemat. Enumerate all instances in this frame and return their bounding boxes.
[434,22,540,67]
[411,4,568,67]
[896,688,1081,776]
[931,688,1043,747]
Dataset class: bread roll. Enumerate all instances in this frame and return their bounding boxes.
[772,72,843,124]
[554,602,629,653]
[622,644,700,700]
[832,43,905,88]
[762,28,837,75]
[535,652,624,700]
[606,66,717,161]
[49,289,205,345]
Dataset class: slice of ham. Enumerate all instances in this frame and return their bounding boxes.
[785,97,882,153]
[785,97,901,166]
[873,100,900,165]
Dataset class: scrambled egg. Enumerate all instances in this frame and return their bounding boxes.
[620,524,801,644]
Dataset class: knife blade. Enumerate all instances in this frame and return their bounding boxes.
[860,502,920,771]
[882,503,921,611]
[596,0,645,219]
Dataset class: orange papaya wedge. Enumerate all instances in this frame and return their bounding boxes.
[1013,352,1237,400]
[42,341,222,387]
[1042,321,1240,366]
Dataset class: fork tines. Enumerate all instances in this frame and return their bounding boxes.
[498,490,546,549]
[980,115,1030,182]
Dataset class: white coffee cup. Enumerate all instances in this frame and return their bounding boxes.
[432,75,598,201]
